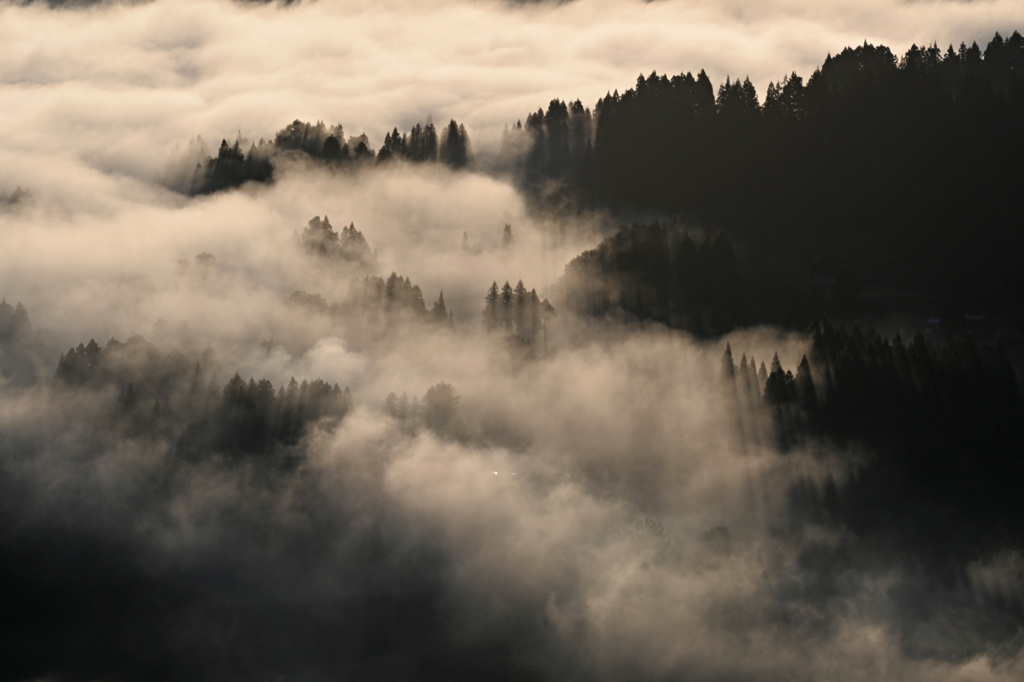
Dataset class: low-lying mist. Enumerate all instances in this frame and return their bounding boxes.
[3,157,1024,681]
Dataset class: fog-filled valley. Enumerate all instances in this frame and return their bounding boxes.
[3,1,1024,681]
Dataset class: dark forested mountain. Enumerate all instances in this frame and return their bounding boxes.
[517,32,1024,315]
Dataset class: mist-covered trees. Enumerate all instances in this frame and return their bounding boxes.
[0,300,31,345]
[0,186,32,209]
[439,120,471,168]
[53,333,351,457]
[292,217,449,328]
[384,381,463,438]
[170,117,473,195]
[201,374,351,455]
[347,272,428,320]
[482,280,554,344]
[0,300,36,386]
[430,290,453,326]
[724,321,1024,557]
[274,119,346,157]
[56,335,174,391]
[188,138,274,195]
[290,271,454,332]
[501,98,592,198]
[563,223,743,336]
[376,118,472,168]
[298,215,377,270]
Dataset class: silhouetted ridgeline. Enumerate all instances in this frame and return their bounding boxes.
[168,118,472,195]
[513,32,1024,307]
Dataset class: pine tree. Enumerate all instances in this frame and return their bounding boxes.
[483,281,500,331]
[721,343,735,380]
[795,355,818,412]
[500,281,514,331]
[513,280,529,338]
[432,291,449,324]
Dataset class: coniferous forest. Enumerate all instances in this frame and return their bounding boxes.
[2,2,1024,681]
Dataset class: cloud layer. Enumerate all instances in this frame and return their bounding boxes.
[3,0,1024,184]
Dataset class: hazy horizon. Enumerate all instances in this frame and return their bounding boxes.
[4,0,1024,186]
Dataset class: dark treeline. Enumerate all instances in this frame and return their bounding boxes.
[562,222,742,336]
[175,117,472,195]
[181,373,350,457]
[55,333,350,458]
[517,32,1024,313]
[186,138,274,195]
[726,322,1024,560]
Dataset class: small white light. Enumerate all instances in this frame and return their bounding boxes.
[494,471,498,475]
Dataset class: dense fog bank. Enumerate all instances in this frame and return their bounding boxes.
[3,160,1024,681]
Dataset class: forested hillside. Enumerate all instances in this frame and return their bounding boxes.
[509,33,1024,318]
